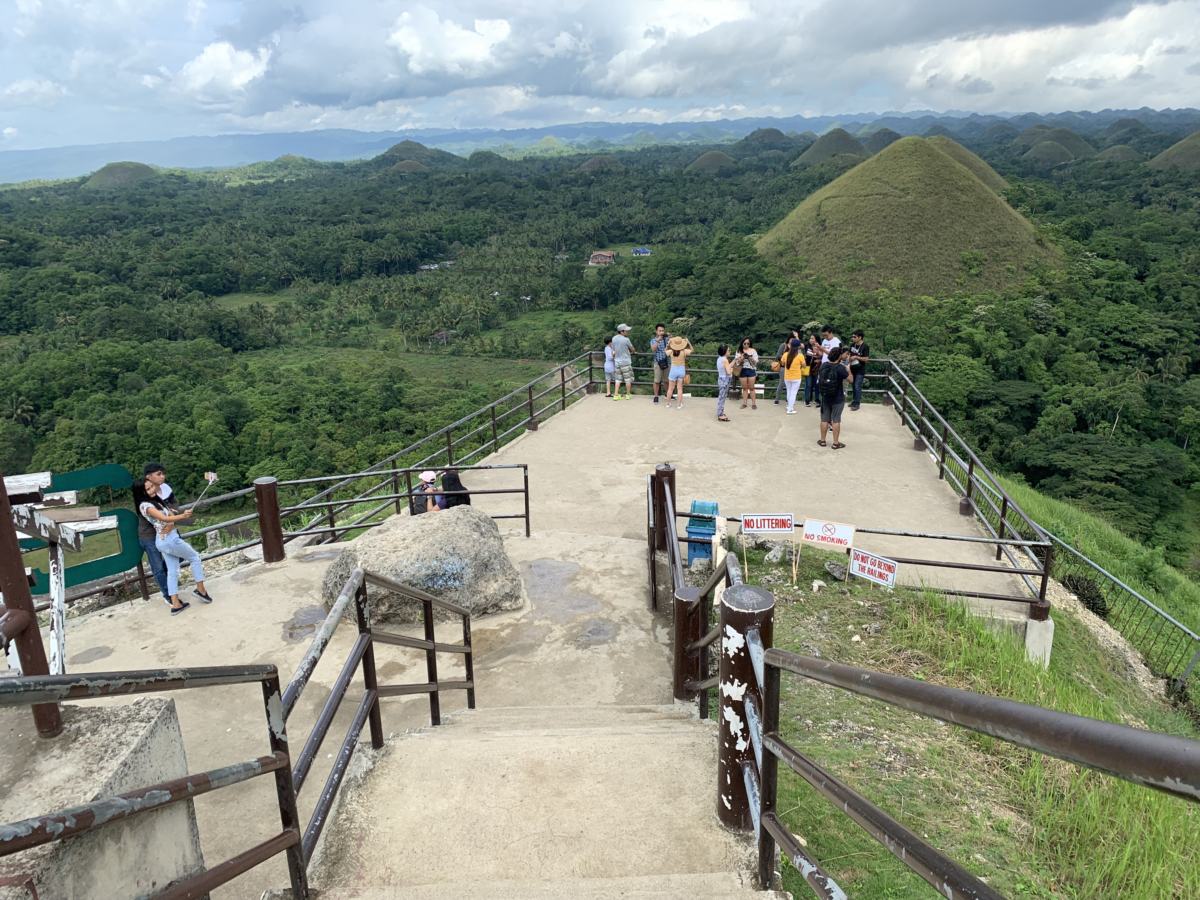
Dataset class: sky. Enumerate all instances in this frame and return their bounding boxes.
[1,0,1199,150]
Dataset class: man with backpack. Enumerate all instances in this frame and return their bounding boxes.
[817,346,852,449]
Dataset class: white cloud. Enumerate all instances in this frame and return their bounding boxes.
[186,0,207,28]
[388,8,512,77]
[1,78,67,107]
[2,126,18,140]
[178,41,272,99]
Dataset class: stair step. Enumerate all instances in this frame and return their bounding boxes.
[428,704,708,739]
[313,871,789,898]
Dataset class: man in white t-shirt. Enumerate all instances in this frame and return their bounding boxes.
[820,325,842,363]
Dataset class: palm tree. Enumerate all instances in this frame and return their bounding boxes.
[8,395,33,426]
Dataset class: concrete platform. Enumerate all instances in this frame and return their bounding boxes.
[469,393,1036,624]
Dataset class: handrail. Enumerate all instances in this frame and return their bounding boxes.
[365,571,471,617]
[661,482,686,592]
[0,664,310,898]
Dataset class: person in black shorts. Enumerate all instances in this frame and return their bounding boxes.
[817,346,851,449]
[848,330,870,410]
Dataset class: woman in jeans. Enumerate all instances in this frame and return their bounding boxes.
[803,335,822,407]
[138,479,213,614]
[715,345,733,422]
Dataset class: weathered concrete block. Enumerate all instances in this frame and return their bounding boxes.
[0,698,204,900]
[320,505,525,623]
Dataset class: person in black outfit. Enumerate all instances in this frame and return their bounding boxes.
[848,330,870,410]
[436,471,471,510]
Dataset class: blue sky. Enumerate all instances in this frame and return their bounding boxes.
[2,0,1198,150]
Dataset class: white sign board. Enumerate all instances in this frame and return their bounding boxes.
[801,518,856,549]
[741,514,794,534]
[849,548,899,588]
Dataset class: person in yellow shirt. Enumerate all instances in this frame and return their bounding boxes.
[778,337,808,414]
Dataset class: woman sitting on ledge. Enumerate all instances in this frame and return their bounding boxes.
[436,470,471,510]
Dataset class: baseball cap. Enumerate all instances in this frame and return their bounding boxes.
[617,323,631,332]
[419,470,437,483]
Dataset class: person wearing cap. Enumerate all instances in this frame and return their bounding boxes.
[410,471,439,516]
[847,330,870,410]
[649,323,670,404]
[611,324,635,400]
[663,335,693,409]
[134,462,174,602]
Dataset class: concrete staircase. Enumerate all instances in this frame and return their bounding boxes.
[310,704,787,898]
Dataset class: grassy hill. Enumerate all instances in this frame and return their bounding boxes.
[1095,144,1144,163]
[576,155,623,174]
[685,150,738,174]
[1023,140,1076,170]
[390,159,430,174]
[371,140,462,170]
[1149,131,1200,171]
[863,128,902,154]
[81,161,158,190]
[758,137,1057,294]
[925,135,1007,192]
[792,128,866,166]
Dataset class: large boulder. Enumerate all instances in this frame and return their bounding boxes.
[320,506,525,623]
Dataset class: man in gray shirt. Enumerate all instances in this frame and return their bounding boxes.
[611,324,635,400]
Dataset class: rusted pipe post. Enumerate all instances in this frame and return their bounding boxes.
[391,471,402,515]
[1037,542,1054,611]
[0,479,61,737]
[522,465,531,537]
[757,657,782,889]
[490,404,498,450]
[526,386,537,432]
[254,477,286,563]
[672,585,701,701]
[560,365,567,411]
[136,560,151,602]
[587,352,595,393]
[423,599,441,726]
[446,431,454,466]
[652,464,675,552]
[938,424,948,479]
[404,470,414,516]
[353,578,385,750]
[718,583,774,830]
[261,674,309,896]
[996,496,1009,561]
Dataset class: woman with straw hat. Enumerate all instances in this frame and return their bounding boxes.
[664,335,693,409]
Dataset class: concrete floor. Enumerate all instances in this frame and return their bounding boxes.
[6,392,1042,897]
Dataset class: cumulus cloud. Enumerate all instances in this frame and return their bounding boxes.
[177,42,272,101]
[0,0,1198,149]
[2,127,18,140]
[1,78,67,107]
[388,9,512,77]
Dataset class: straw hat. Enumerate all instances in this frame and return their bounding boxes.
[668,335,689,352]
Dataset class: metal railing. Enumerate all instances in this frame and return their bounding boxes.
[37,354,590,606]
[0,565,476,898]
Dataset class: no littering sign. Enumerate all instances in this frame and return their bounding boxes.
[741,514,794,534]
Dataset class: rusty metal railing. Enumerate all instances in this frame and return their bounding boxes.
[0,665,310,898]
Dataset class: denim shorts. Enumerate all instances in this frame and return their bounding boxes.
[668,365,686,381]
[739,368,756,379]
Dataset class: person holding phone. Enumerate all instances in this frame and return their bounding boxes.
[734,337,759,409]
[137,477,213,613]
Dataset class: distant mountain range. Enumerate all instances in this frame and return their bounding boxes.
[3,107,1199,184]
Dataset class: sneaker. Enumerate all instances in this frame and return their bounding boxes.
[850,404,860,411]
[193,589,214,604]
[774,400,780,405]
[170,601,191,616]
[787,409,796,415]
[653,396,659,404]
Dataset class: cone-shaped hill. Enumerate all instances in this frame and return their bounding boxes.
[982,122,1020,143]
[738,128,795,148]
[686,150,738,174]
[864,128,902,154]
[1149,131,1200,172]
[925,136,1007,193]
[1023,141,1075,171]
[81,161,158,190]
[1013,127,1095,159]
[757,137,1057,294]
[576,155,623,174]
[1104,118,1152,142]
[390,159,431,174]
[1096,144,1144,163]
[792,128,866,166]
[372,140,462,170]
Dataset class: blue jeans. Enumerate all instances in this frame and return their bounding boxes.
[140,535,169,598]
[156,531,205,596]
[852,369,865,406]
[804,373,818,405]
[716,377,732,417]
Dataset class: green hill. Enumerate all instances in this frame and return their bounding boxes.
[1023,140,1076,170]
[1104,117,1152,143]
[576,155,622,174]
[792,128,866,166]
[390,159,430,174]
[81,161,158,190]
[863,128,902,154]
[738,127,793,147]
[982,122,1020,143]
[923,124,955,138]
[1012,124,1055,149]
[925,136,1007,193]
[1149,131,1200,171]
[1095,144,1144,163]
[758,137,1057,294]
[1015,127,1095,159]
[685,150,738,174]
[372,140,462,169]
[466,150,512,170]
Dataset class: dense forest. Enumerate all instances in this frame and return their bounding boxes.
[1,124,1198,572]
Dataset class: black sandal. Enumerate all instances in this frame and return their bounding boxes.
[817,439,827,447]
[832,442,846,449]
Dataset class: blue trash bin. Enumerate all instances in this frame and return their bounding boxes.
[686,500,718,567]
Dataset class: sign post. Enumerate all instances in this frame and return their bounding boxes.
[848,548,900,588]
[741,514,795,581]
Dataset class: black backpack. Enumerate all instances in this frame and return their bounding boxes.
[818,363,842,401]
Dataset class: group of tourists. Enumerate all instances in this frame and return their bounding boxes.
[603,323,871,450]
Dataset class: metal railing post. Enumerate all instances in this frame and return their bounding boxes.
[718,583,774,830]
[0,479,62,737]
[136,560,151,601]
[261,674,309,896]
[423,599,441,726]
[652,463,675,552]
[526,386,537,431]
[912,398,925,451]
[391,471,402,515]
[560,365,567,411]
[938,423,948,479]
[1175,644,1200,696]
[757,660,781,889]
[522,465,531,537]
[960,458,975,515]
[463,613,476,709]
[254,477,286,563]
[325,505,337,545]
[587,352,595,393]
[996,496,1009,561]
[490,404,498,450]
[353,579,385,750]
[672,585,701,701]
[446,431,454,466]
[404,470,414,517]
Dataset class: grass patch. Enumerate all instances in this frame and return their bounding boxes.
[741,549,1199,898]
